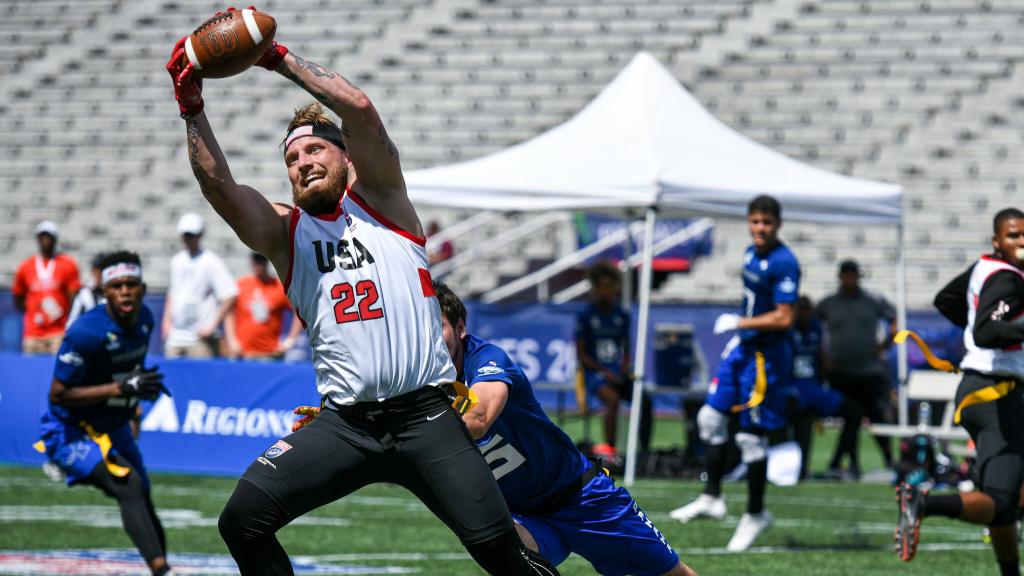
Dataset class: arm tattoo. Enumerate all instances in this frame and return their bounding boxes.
[378,125,399,160]
[284,54,360,106]
[185,119,211,194]
[292,53,337,79]
[281,68,334,107]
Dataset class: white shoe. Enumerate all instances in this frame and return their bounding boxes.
[727,511,773,552]
[41,461,64,483]
[669,494,727,523]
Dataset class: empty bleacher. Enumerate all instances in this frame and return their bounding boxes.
[0,0,1020,310]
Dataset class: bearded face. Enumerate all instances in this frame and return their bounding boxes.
[285,136,350,215]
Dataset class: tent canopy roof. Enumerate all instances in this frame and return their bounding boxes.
[406,52,902,224]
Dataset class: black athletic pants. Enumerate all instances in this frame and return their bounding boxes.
[957,372,1024,526]
[828,369,894,468]
[85,460,166,565]
[219,386,549,575]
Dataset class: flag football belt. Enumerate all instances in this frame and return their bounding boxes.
[32,423,131,478]
[954,373,1017,425]
[320,383,478,419]
[525,461,604,516]
[894,330,1018,424]
[732,351,768,413]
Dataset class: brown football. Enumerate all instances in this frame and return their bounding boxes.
[184,8,276,78]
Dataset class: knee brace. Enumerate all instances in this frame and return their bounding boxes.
[986,487,1019,527]
[697,404,729,446]
[735,432,768,464]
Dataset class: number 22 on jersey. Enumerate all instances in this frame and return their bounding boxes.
[331,280,384,324]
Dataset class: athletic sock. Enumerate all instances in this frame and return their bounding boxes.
[747,458,768,515]
[923,493,963,519]
[703,443,727,498]
[998,559,1020,576]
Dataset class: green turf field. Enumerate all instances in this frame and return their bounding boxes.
[0,419,1000,575]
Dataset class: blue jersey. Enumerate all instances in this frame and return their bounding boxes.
[576,303,630,375]
[461,334,589,513]
[47,304,155,432]
[739,243,801,343]
[791,320,823,384]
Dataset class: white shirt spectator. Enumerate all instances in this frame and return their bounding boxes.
[66,286,104,328]
[165,249,238,348]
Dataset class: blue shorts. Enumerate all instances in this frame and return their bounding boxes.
[789,379,844,417]
[39,413,148,490]
[706,337,792,431]
[512,472,680,576]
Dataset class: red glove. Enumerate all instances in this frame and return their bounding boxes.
[292,406,320,432]
[166,36,204,119]
[255,41,289,71]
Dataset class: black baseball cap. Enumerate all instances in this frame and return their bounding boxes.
[839,260,860,275]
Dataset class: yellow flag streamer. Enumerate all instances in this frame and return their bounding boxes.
[449,381,479,415]
[732,352,767,413]
[954,380,1015,425]
[80,422,132,478]
[575,368,588,415]
[894,330,959,374]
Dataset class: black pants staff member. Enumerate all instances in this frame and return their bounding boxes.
[816,260,898,473]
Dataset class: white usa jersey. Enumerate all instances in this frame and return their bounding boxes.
[285,189,456,404]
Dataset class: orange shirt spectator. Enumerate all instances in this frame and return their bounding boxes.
[426,221,454,266]
[226,253,301,360]
[12,221,81,354]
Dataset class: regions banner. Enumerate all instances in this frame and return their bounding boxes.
[0,354,319,476]
[573,213,714,271]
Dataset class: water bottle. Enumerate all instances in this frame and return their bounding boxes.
[917,401,931,432]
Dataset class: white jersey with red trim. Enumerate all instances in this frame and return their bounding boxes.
[960,255,1024,378]
[285,190,456,404]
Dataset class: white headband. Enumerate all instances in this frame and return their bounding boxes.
[283,124,346,155]
[101,263,142,285]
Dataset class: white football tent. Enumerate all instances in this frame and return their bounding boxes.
[406,52,905,485]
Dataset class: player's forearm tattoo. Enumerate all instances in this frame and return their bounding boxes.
[185,119,211,194]
[292,53,336,79]
[378,125,399,160]
[281,68,334,107]
[285,54,361,108]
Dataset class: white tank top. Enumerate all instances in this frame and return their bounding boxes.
[960,255,1024,379]
[285,190,456,404]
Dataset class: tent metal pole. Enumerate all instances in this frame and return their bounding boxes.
[624,207,657,487]
[622,221,634,306]
[896,222,909,429]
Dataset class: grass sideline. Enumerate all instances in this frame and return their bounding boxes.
[0,421,997,575]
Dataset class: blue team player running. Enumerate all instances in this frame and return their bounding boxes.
[670,195,800,552]
[292,281,697,576]
[787,295,862,481]
[38,251,174,576]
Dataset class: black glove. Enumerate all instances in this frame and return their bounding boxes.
[116,367,171,401]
